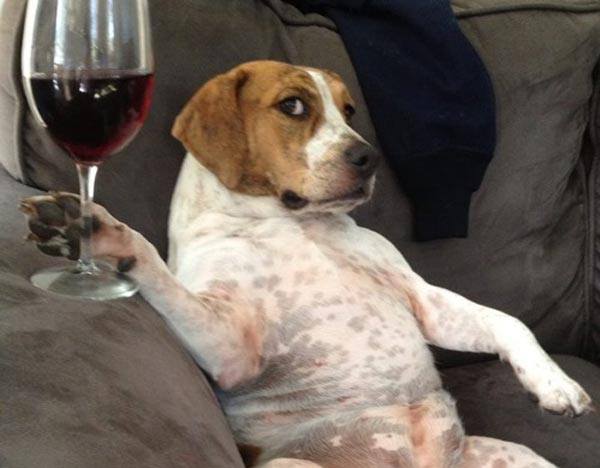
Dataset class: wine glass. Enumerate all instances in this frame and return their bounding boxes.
[21,0,154,300]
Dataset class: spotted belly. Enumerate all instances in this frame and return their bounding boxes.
[220,298,444,461]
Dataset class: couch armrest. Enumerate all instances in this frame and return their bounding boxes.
[0,167,244,468]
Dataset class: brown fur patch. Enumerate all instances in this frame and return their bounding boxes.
[409,404,428,448]
[172,66,254,191]
[404,288,435,341]
[172,60,359,201]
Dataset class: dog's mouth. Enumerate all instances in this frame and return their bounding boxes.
[318,186,369,205]
[280,185,370,210]
[280,190,310,210]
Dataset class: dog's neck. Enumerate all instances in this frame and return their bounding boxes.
[172,154,305,221]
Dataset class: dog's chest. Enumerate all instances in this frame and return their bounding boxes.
[173,214,440,408]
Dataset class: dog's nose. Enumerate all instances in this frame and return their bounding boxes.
[344,142,380,177]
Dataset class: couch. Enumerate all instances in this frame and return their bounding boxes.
[2,0,600,466]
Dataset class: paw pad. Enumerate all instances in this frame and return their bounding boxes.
[21,193,136,270]
[20,193,86,261]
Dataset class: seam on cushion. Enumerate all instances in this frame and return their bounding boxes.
[269,1,600,22]
[0,0,19,99]
[0,0,24,181]
[455,3,600,19]
[587,63,600,360]
[262,2,600,33]
[10,0,27,183]
[261,0,337,31]
[582,159,593,358]
[582,56,600,360]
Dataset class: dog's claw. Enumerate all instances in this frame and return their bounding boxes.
[19,199,35,216]
[37,242,68,257]
[536,377,593,417]
[25,232,40,242]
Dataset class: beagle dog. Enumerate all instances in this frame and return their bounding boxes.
[22,61,592,468]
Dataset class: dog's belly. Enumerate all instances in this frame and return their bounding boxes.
[186,238,443,405]
[232,296,439,398]
[173,217,447,460]
[217,274,442,451]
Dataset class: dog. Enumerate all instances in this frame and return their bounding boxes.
[21,61,593,468]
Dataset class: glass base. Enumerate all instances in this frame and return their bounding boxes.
[31,262,139,300]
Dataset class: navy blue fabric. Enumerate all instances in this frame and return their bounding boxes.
[291,0,497,241]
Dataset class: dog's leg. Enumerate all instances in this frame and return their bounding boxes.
[403,271,593,416]
[459,436,556,468]
[20,193,262,390]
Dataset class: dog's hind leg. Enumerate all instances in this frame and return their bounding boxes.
[458,436,556,468]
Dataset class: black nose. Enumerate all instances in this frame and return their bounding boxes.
[344,142,380,176]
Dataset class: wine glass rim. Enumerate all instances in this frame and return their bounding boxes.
[21,0,155,79]
[23,69,155,79]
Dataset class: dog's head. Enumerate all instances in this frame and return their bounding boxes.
[172,60,379,213]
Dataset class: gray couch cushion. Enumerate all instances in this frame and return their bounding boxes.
[2,0,599,365]
[442,355,600,468]
[0,0,26,180]
[354,1,600,365]
[0,166,244,467]
[590,57,600,363]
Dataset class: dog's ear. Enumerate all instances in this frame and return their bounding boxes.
[172,66,249,190]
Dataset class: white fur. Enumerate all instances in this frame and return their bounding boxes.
[65,65,590,467]
[67,147,584,468]
[304,70,367,170]
[164,152,591,426]
[372,433,406,452]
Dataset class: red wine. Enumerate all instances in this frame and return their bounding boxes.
[28,73,154,164]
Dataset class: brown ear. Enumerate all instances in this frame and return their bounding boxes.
[172,67,249,189]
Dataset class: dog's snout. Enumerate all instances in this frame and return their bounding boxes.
[344,143,380,176]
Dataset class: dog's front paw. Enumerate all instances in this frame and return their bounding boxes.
[20,192,135,265]
[531,367,593,417]
[20,192,85,260]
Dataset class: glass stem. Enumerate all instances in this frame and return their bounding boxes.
[76,163,99,273]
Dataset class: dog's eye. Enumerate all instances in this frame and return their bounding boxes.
[279,97,308,118]
[344,104,356,121]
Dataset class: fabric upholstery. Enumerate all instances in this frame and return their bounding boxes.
[452,0,600,17]
[0,167,244,467]
[442,355,600,468]
[0,0,26,180]
[376,3,600,365]
[9,0,377,261]
[590,66,600,363]
[2,0,598,364]
[1,1,600,467]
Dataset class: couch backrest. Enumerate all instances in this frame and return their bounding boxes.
[2,0,600,366]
